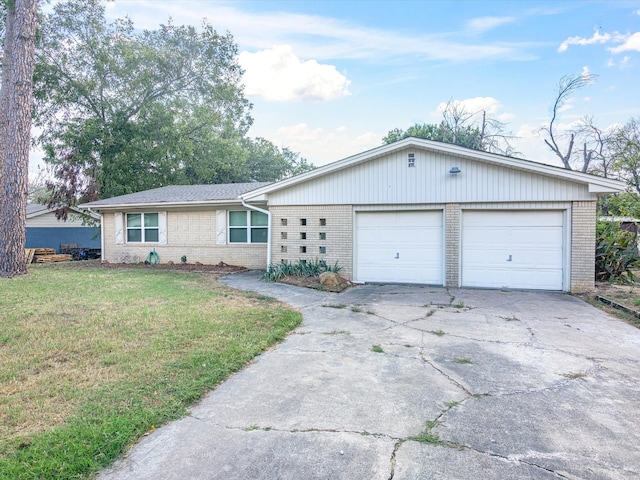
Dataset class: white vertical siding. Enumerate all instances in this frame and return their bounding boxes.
[267,148,593,205]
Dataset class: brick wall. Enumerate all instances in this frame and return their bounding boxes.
[102,211,267,269]
[445,203,460,287]
[269,205,353,278]
[570,201,596,292]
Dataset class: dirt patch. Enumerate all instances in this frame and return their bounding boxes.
[582,282,640,328]
[277,274,351,293]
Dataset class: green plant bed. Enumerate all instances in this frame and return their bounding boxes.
[262,259,350,292]
[0,265,301,479]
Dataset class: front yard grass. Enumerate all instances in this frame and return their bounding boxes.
[0,263,301,479]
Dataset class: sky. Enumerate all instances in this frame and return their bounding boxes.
[32,0,640,174]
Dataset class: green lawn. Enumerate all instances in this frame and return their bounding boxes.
[0,263,301,479]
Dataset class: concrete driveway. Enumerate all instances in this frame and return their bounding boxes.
[99,272,640,480]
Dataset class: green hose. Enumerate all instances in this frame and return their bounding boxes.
[147,249,160,265]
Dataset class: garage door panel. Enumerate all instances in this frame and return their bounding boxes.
[356,211,443,284]
[462,210,564,290]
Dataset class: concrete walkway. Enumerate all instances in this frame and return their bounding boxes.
[99,272,640,479]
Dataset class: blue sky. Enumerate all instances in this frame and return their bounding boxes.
[34,0,640,173]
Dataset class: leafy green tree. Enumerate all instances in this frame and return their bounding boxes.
[383,122,485,150]
[35,0,254,209]
[610,118,640,194]
[383,101,515,155]
[243,137,314,182]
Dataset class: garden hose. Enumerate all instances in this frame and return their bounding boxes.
[147,249,160,265]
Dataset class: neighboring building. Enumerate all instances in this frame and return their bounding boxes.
[81,138,626,292]
[26,204,101,253]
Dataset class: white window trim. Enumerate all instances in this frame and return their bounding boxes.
[125,212,167,244]
[228,210,268,244]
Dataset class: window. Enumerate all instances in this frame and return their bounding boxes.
[319,218,326,226]
[300,218,307,226]
[127,213,159,243]
[319,232,326,240]
[281,232,288,240]
[300,246,307,253]
[319,246,327,254]
[300,232,307,240]
[229,211,268,244]
[408,152,416,168]
[281,218,288,226]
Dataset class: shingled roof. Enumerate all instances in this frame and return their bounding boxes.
[80,183,273,208]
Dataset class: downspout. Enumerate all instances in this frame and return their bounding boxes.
[87,207,104,263]
[241,199,271,270]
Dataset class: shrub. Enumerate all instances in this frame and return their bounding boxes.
[261,259,342,282]
[595,220,640,283]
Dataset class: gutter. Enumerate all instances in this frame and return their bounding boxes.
[79,198,258,211]
[87,207,104,263]
[241,199,271,270]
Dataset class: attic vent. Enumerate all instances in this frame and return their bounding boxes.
[407,153,416,168]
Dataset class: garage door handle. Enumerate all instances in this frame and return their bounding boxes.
[395,252,399,259]
[507,255,512,262]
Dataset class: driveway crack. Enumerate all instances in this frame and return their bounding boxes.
[460,445,571,478]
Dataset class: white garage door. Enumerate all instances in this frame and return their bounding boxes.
[462,210,564,290]
[355,211,443,284]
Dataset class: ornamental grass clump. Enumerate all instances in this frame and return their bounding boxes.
[262,259,342,282]
[595,220,640,283]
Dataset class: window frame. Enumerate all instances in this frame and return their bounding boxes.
[228,210,268,244]
[126,212,159,243]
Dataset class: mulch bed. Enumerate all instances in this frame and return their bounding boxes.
[100,262,247,274]
[55,259,247,274]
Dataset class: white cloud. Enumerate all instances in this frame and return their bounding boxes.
[436,97,515,122]
[558,30,612,53]
[512,124,563,166]
[105,1,534,62]
[271,123,380,166]
[558,29,640,55]
[467,16,516,34]
[238,45,350,102]
[608,32,640,53]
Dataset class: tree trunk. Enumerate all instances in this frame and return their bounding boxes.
[0,2,16,227]
[0,0,38,277]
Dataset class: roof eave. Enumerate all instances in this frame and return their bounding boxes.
[79,198,268,211]
[27,206,101,220]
